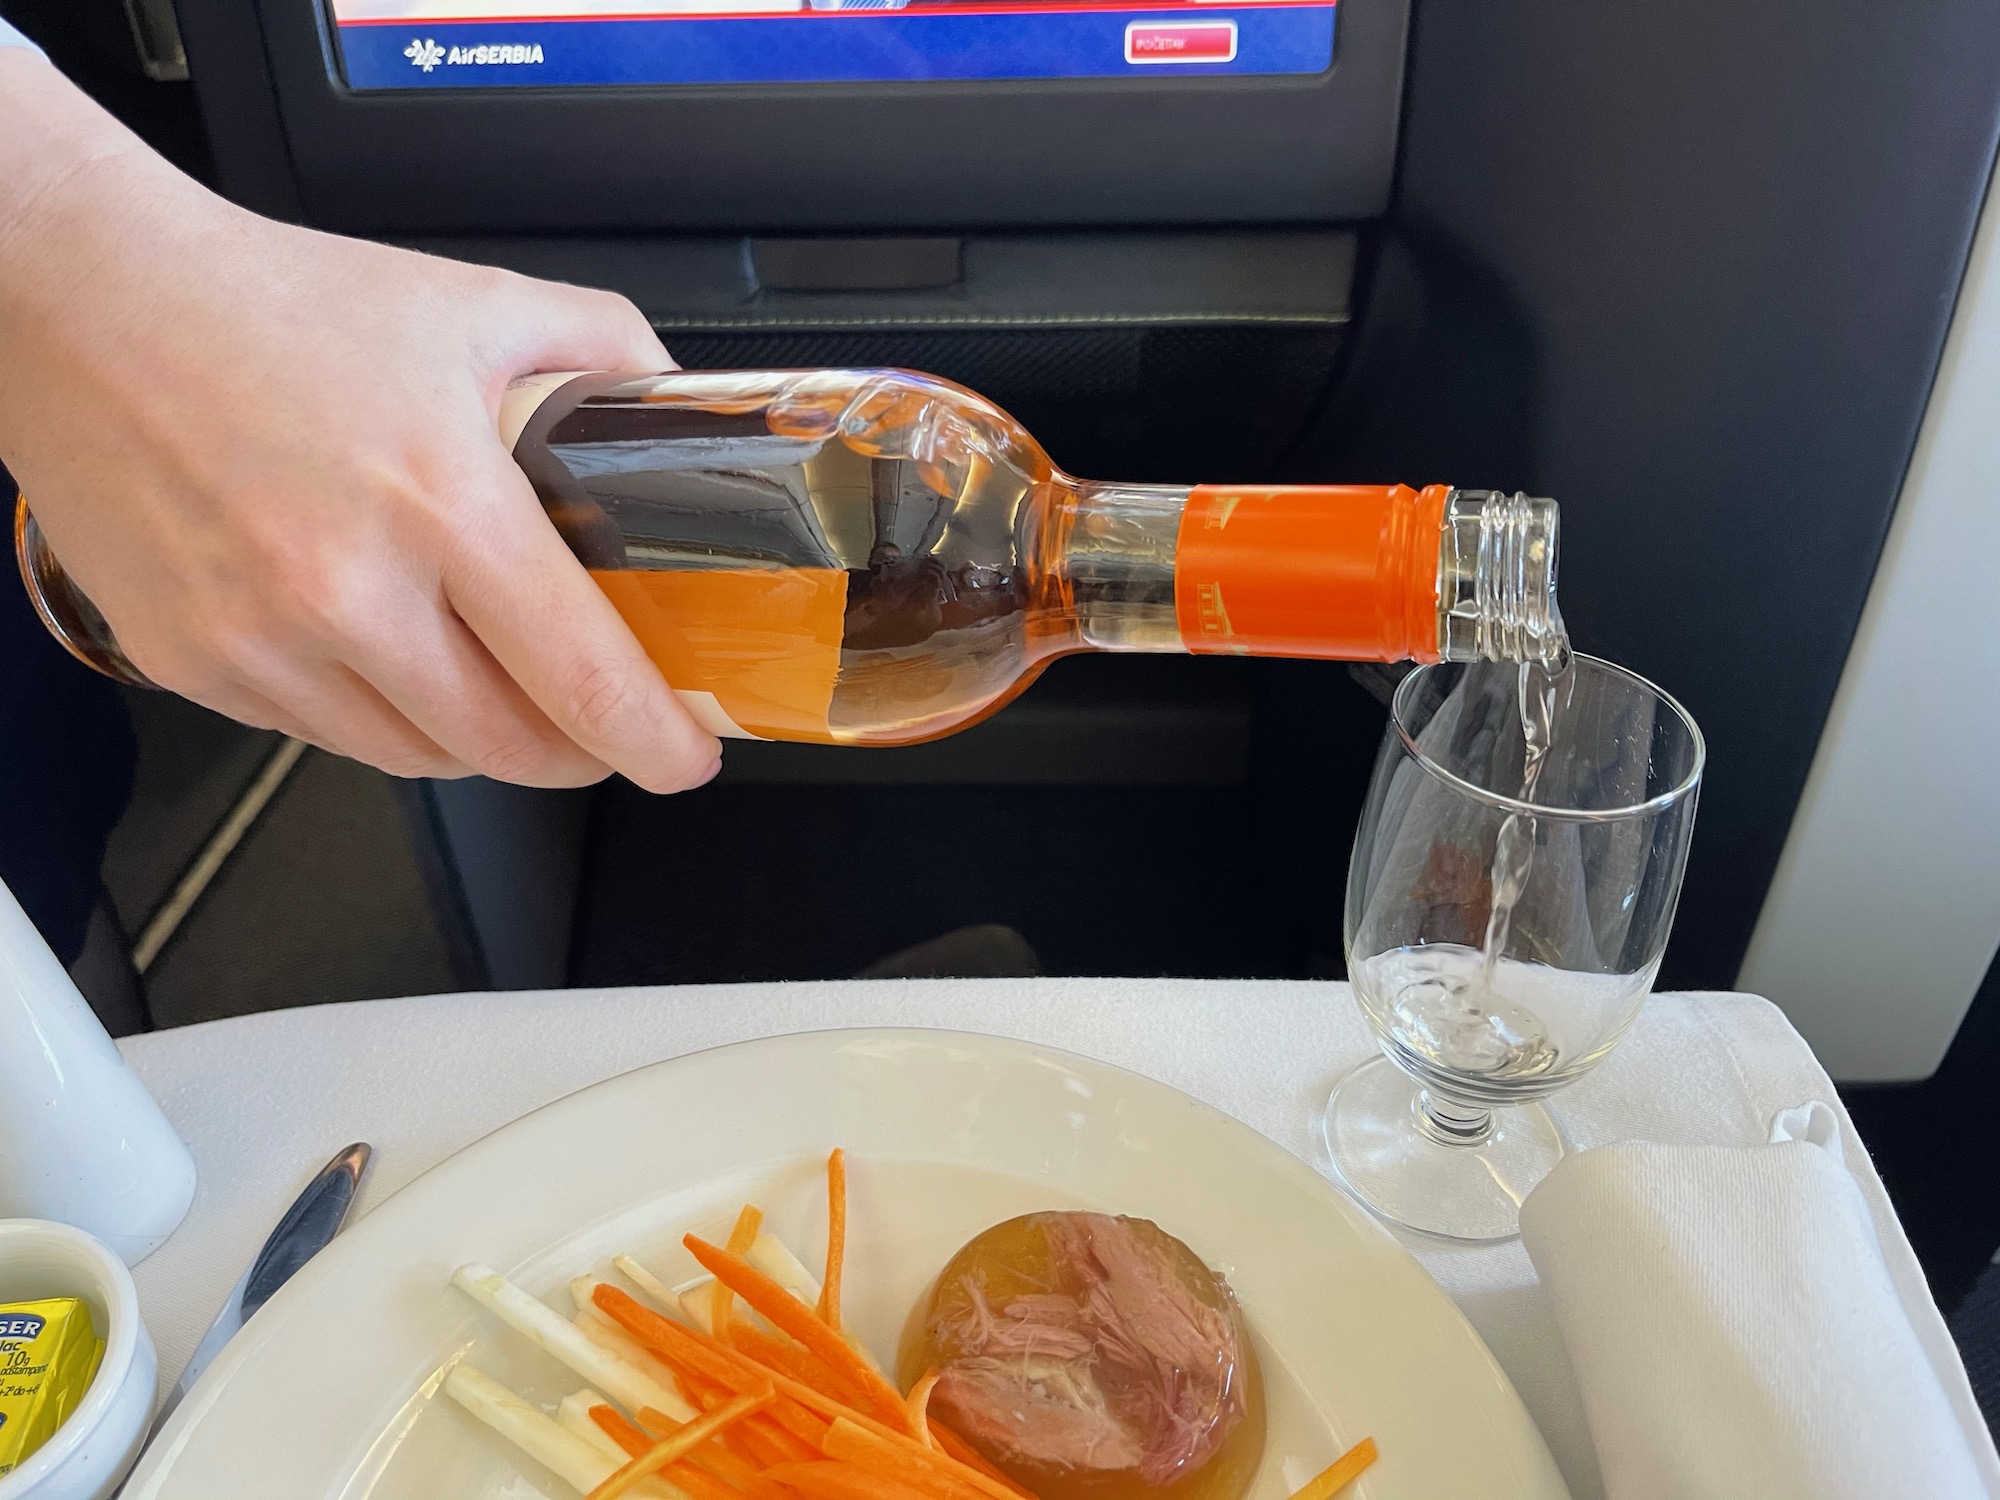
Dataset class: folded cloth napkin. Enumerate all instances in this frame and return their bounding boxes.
[1520,1136,1991,1500]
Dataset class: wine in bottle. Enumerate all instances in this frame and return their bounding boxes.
[15,367,1564,746]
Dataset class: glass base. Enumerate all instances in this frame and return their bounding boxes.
[1318,1054,1566,1243]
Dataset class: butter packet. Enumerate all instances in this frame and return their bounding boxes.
[0,1298,105,1476]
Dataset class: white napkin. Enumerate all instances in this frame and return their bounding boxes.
[1519,1135,1992,1500]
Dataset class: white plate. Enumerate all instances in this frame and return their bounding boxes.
[123,1029,1568,1499]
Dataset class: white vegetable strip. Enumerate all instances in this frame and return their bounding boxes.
[745,1230,887,1375]
[570,1290,701,1422]
[452,1264,687,1422]
[675,1287,715,1335]
[577,1315,698,1417]
[559,1387,630,1462]
[443,1364,681,1500]
[606,1256,722,1337]
[745,1233,822,1306]
[611,1254,681,1314]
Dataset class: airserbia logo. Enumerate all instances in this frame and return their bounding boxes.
[405,34,544,71]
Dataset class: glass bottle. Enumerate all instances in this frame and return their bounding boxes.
[14,367,1565,746]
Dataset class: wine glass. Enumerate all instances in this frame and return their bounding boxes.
[1321,653,1704,1242]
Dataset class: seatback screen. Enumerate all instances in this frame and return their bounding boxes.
[331,0,1335,88]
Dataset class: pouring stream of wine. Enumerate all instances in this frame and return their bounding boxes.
[1480,649,1574,994]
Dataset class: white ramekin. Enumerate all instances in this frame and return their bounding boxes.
[0,1220,156,1500]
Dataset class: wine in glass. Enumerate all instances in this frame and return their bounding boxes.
[1323,653,1704,1242]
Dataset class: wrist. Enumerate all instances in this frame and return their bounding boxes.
[0,53,175,275]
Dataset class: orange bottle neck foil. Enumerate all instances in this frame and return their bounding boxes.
[1173,484,1451,663]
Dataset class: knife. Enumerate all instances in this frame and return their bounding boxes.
[149,1141,372,1435]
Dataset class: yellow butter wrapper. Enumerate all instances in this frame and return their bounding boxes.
[0,1298,103,1476]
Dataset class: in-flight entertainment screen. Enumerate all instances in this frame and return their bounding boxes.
[331,0,1336,88]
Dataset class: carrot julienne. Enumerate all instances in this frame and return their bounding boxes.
[592,1403,652,1455]
[677,1374,824,1463]
[646,1459,743,1500]
[582,1390,772,1500]
[712,1204,765,1338]
[682,1235,911,1432]
[728,1322,866,1407]
[927,1421,1035,1499]
[817,1149,847,1332]
[633,1408,791,1500]
[601,1287,758,1396]
[762,1461,939,1500]
[747,1416,821,1466]
[588,1405,747,1500]
[673,1364,736,1410]
[904,1370,940,1449]
[671,1372,771,1469]
[593,1282,1024,1500]
[820,1415,992,1500]
[729,1417,807,1470]
[666,1387,793,1471]
[594,1285,832,1454]
[1286,1437,1379,1500]
[794,1385,1019,1500]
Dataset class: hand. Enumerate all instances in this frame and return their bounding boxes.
[0,52,721,792]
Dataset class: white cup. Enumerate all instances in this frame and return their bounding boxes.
[0,1220,156,1500]
[0,881,195,1264]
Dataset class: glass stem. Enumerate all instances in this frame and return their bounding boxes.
[1412,1089,1496,1148]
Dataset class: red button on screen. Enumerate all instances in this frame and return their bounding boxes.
[1124,20,1238,64]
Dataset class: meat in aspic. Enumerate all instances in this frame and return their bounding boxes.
[901,1211,1264,1500]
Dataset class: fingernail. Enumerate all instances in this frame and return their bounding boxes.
[692,754,723,788]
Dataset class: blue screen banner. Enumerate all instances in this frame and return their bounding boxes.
[333,0,1336,88]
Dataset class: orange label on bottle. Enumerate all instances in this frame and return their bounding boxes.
[1173,484,1449,662]
[591,566,849,742]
